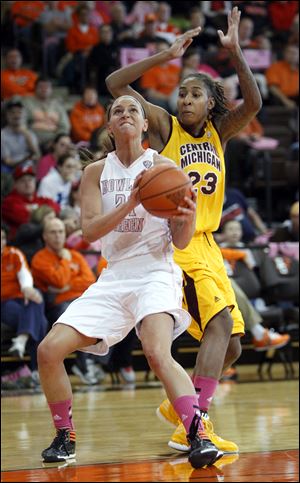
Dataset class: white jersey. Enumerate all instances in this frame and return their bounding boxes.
[100,148,173,263]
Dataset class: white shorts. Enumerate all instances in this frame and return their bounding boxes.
[55,254,191,356]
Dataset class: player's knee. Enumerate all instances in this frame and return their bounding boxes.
[206,309,233,339]
[226,336,242,365]
[143,344,171,374]
[37,337,59,367]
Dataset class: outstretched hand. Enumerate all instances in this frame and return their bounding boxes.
[217,6,241,50]
[169,27,202,59]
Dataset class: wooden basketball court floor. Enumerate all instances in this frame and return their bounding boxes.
[1,367,299,482]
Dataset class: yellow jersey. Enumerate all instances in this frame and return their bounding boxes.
[160,116,225,234]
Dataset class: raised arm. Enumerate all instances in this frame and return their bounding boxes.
[216,7,263,145]
[105,27,202,150]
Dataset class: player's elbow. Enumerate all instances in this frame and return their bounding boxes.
[105,73,121,95]
[172,236,191,250]
[81,225,97,243]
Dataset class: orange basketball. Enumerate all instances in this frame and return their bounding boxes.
[138,163,192,218]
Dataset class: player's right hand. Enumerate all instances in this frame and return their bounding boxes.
[169,27,202,59]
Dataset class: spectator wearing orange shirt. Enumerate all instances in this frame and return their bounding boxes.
[61,3,100,93]
[1,48,38,100]
[31,217,96,324]
[10,1,45,64]
[140,40,181,112]
[70,87,105,143]
[266,43,299,110]
[31,217,97,384]
[1,225,48,376]
[11,0,45,27]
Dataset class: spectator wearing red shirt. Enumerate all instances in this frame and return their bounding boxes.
[1,48,38,100]
[1,224,48,377]
[70,87,105,143]
[2,162,60,240]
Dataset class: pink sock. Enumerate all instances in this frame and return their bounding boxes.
[173,395,204,434]
[48,399,75,430]
[194,376,218,412]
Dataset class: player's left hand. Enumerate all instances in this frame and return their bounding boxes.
[171,189,197,222]
[217,7,241,50]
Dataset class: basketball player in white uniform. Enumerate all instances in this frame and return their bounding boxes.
[37,96,222,469]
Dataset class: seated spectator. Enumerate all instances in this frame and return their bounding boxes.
[201,0,231,32]
[36,133,72,182]
[1,48,38,100]
[36,0,73,77]
[126,1,158,28]
[181,47,220,79]
[60,3,100,93]
[217,187,268,243]
[60,206,102,271]
[1,99,41,174]
[133,12,169,49]
[109,3,137,47]
[22,76,71,150]
[31,217,97,384]
[2,162,60,240]
[31,217,96,324]
[1,224,49,381]
[37,153,81,209]
[230,277,290,351]
[185,6,218,52]
[139,39,181,112]
[87,24,120,101]
[222,77,268,187]
[11,1,45,29]
[10,1,45,63]
[268,0,299,49]
[238,16,271,50]
[14,205,56,264]
[70,86,105,143]
[266,44,299,110]
[235,1,270,37]
[270,201,299,243]
[66,3,100,52]
[154,1,181,44]
[221,218,299,306]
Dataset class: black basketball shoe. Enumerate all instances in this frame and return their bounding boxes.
[187,413,223,469]
[41,428,76,462]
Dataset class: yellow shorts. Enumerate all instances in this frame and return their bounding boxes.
[174,232,245,342]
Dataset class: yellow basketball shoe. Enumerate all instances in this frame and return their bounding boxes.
[201,412,239,453]
[156,399,180,427]
[168,416,239,454]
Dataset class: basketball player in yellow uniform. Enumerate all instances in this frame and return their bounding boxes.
[106,6,262,456]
